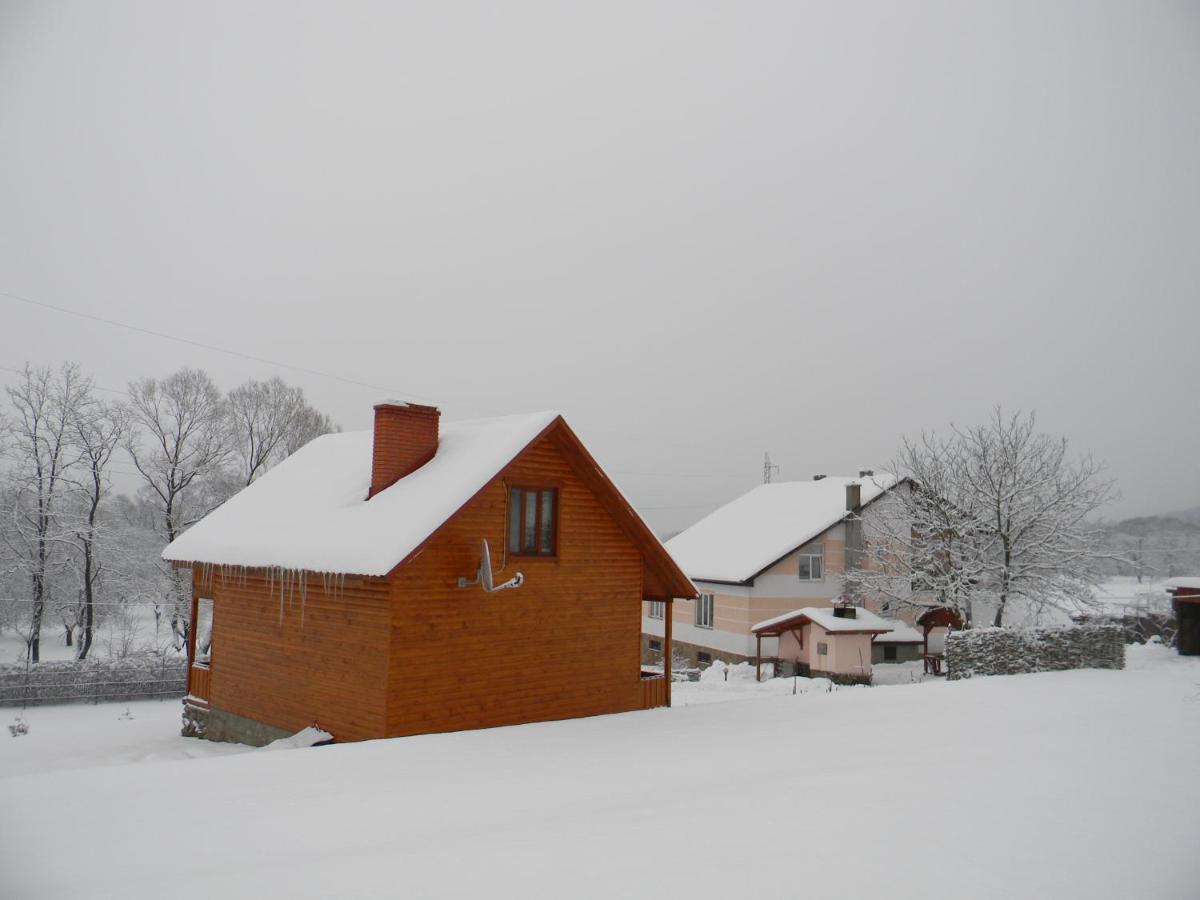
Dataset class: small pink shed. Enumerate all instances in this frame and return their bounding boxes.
[751,606,894,684]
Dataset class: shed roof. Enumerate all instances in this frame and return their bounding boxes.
[665,474,898,584]
[751,606,897,636]
[1163,577,1200,592]
[162,411,696,598]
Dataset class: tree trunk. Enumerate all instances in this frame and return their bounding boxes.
[64,624,73,646]
[78,552,95,661]
[28,571,44,663]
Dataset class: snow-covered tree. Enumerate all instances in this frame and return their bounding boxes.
[849,408,1115,627]
[125,368,231,648]
[62,397,127,659]
[1,364,91,661]
[225,377,337,486]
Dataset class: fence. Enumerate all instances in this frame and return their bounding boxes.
[0,654,187,707]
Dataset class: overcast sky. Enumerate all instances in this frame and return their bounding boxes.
[1,1,1197,533]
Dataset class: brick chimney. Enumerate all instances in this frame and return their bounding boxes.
[368,401,441,498]
[845,482,861,512]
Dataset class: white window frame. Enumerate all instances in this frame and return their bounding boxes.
[648,600,665,620]
[193,597,214,668]
[695,593,714,629]
[798,543,824,581]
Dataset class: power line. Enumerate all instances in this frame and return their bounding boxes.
[0,290,451,409]
[0,289,765,468]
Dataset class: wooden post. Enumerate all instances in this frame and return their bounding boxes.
[187,588,199,667]
[756,633,762,682]
[186,582,199,696]
[664,598,673,708]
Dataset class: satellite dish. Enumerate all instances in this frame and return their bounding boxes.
[458,539,524,592]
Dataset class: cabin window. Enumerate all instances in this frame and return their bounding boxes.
[696,593,714,629]
[884,645,898,661]
[816,642,828,656]
[649,639,662,652]
[798,543,824,580]
[648,601,665,620]
[697,651,712,666]
[193,598,214,667]
[508,486,557,556]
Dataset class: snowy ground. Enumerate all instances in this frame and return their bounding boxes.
[0,601,183,664]
[2,644,1197,899]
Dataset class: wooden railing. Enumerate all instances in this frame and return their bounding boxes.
[640,675,668,710]
[188,665,211,705]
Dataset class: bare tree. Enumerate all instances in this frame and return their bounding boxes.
[851,409,1116,627]
[225,377,337,486]
[125,369,231,648]
[63,398,127,660]
[1,364,91,661]
[281,399,338,458]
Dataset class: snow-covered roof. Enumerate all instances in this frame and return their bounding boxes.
[873,620,924,643]
[1163,577,1200,592]
[752,606,897,635]
[162,411,560,576]
[666,474,898,583]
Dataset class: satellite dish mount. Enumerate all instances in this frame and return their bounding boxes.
[458,539,524,592]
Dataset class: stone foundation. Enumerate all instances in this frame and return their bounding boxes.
[181,700,294,746]
[946,625,1125,680]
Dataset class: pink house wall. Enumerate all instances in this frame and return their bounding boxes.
[770,623,874,678]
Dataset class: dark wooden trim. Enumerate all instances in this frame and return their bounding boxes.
[665,598,673,707]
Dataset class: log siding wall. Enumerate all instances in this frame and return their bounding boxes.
[195,568,392,742]
[386,435,646,737]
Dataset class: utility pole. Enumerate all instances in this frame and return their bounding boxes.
[763,452,780,484]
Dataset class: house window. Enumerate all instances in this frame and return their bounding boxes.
[816,642,828,656]
[649,639,662,652]
[883,645,898,661]
[695,593,714,629]
[697,652,712,666]
[193,598,214,667]
[648,601,665,620]
[508,487,557,556]
[798,543,824,580]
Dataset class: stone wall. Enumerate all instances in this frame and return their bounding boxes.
[946,625,1124,680]
[182,701,293,746]
[0,654,186,706]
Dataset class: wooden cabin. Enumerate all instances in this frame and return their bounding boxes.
[164,402,696,745]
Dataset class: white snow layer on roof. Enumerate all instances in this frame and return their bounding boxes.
[666,474,897,583]
[752,605,898,634]
[162,411,559,576]
[1163,577,1200,591]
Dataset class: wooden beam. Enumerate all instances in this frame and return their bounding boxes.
[665,598,673,708]
[756,633,762,682]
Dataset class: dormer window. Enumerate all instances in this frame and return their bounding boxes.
[508,486,557,556]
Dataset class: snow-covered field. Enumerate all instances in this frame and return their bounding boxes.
[2,644,1197,899]
[0,600,182,664]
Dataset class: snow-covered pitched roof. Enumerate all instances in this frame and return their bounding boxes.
[162,411,559,576]
[666,474,898,583]
[752,606,897,635]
